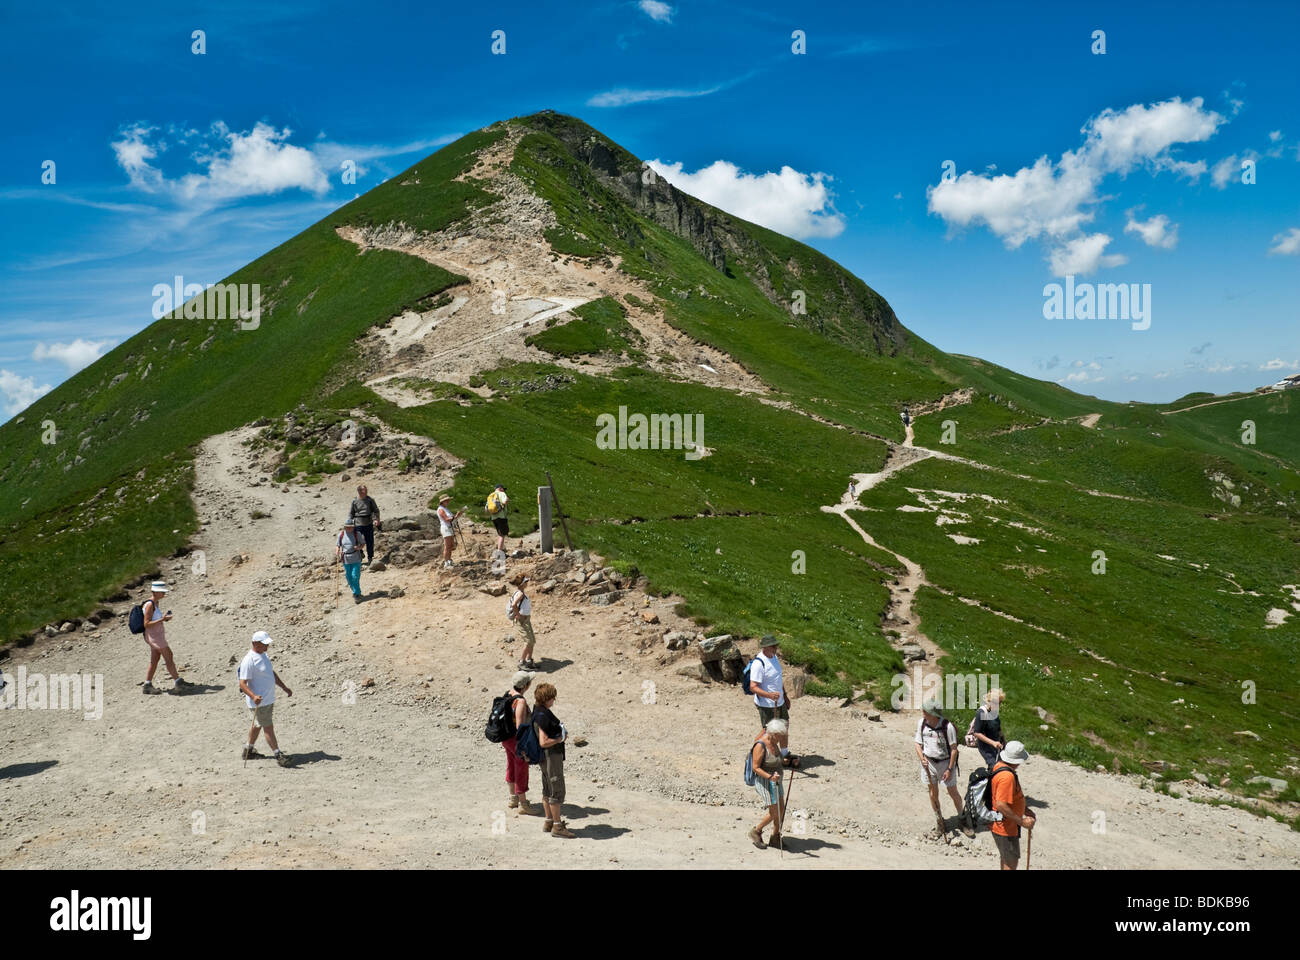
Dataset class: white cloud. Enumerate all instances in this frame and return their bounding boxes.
[1047,233,1127,275]
[1269,129,1283,142]
[1211,151,1257,188]
[647,159,846,239]
[928,96,1223,274]
[0,369,52,417]
[1268,227,1300,256]
[1260,358,1297,371]
[112,121,329,203]
[1124,211,1179,249]
[32,338,114,372]
[587,84,722,107]
[637,0,674,22]
[1059,370,1106,385]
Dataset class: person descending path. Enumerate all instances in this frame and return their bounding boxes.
[437,495,465,568]
[139,581,192,695]
[486,483,510,554]
[508,576,536,669]
[967,688,1006,770]
[336,520,365,603]
[499,671,541,817]
[238,631,294,767]
[990,741,1034,869]
[348,484,381,564]
[532,683,574,839]
[749,636,799,767]
[747,719,787,850]
[915,697,974,839]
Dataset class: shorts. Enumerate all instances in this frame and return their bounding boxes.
[994,832,1021,864]
[920,755,959,787]
[516,615,536,646]
[540,748,566,803]
[440,522,455,539]
[753,774,784,807]
[757,702,789,727]
[492,517,509,536]
[248,704,275,727]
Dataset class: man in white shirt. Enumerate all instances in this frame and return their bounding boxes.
[238,631,294,767]
[914,696,973,838]
[750,635,799,767]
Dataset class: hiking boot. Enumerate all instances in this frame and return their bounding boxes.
[275,753,293,767]
[353,594,362,604]
[935,815,948,841]
[748,827,765,849]
[141,682,161,695]
[550,820,576,839]
[174,677,193,687]
[959,818,976,838]
[242,745,264,760]
[542,820,553,833]
[517,797,542,817]
[507,791,519,809]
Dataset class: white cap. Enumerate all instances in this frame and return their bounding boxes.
[251,630,273,646]
[1000,741,1030,765]
[150,581,168,593]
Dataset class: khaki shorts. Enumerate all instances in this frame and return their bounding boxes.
[540,749,566,803]
[921,755,959,787]
[757,703,789,727]
[994,831,1021,864]
[248,704,274,728]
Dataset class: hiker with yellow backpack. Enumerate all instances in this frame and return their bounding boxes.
[486,484,510,553]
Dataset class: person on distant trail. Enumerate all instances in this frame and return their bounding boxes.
[968,687,1006,770]
[509,576,536,669]
[348,484,381,564]
[532,682,575,839]
[486,484,510,554]
[915,696,974,838]
[437,495,465,568]
[336,519,365,603]
[238,631,293,767]
[848,479,857,500]
[140,581,192,695]
[990,741,1033,869]
[748,718,787,850]
[501,671,541,817]
[901,407,911,427]
[751,636,799,767]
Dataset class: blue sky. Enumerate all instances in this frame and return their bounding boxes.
[2,0,1297,415]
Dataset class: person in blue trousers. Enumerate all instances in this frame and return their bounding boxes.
[337,519,365,603]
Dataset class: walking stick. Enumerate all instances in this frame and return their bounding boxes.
[778,764,797,861]
[1026,827,1032,870]
[924,756,949,844]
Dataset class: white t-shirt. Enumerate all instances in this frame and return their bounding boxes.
[513,591,531,617]
[238,650,276,708]
[438,504,455,537]
[751,652,785,708]
[915,718,958,760]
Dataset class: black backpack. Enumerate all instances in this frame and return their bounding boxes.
[484,693,521,744]
[128,597,157,635]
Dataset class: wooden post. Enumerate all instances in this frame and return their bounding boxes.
[538,486,554,554]
[545,471,575,551]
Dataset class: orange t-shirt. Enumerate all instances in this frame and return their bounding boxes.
[989,762,1024,837]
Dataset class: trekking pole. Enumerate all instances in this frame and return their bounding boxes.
[778,765,797,862]
[924,757,949,844]
[1026,827,1032,870]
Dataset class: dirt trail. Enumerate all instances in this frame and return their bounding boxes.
[1162,394,1259,415]
[3,425,1299,868]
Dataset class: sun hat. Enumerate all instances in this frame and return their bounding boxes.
[251,630,273,646]
[760,634,780,648]
[921,696,944,716]
[511,670,534,690]
[439,494,451,503]
[150,581,168,593]
[1000,741,1030,765]
[343,518,356,527]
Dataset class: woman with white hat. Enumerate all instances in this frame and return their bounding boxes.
[437,494,465,568]
[141,581,192,695]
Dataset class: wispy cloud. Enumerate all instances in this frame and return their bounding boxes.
[588,83,723,108]
[636,0,674,23]
[1268,227,1300,256]
[1124,210,1179,249]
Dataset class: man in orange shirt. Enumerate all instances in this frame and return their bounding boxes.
[990,740,1034,869]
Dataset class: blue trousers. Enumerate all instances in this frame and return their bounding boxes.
[344,562,362,596]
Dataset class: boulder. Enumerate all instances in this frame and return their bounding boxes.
[640,611,660,624]
[697,635,736,663]
[676,662,708,682]
[1246,775,1288,792]
[538,579,559,594]
[901,643,926,662]
[479,582,509,597]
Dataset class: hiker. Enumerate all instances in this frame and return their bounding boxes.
[509,576,536,669]
[501,671,541,816]
[915,696,974,838]
[750,635,799,767]
[969,687,1006,770]
[848,479,857,500]
[336,519,364,603]
[348,484,381,564]
[238,631,293,767]
[748,719,787,850]
[486,483,509,553]
[990,741,1034,869]
[532,682,574,839]
[901,407,911,426]
[140,581,192,695]
[437,495,465,568]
